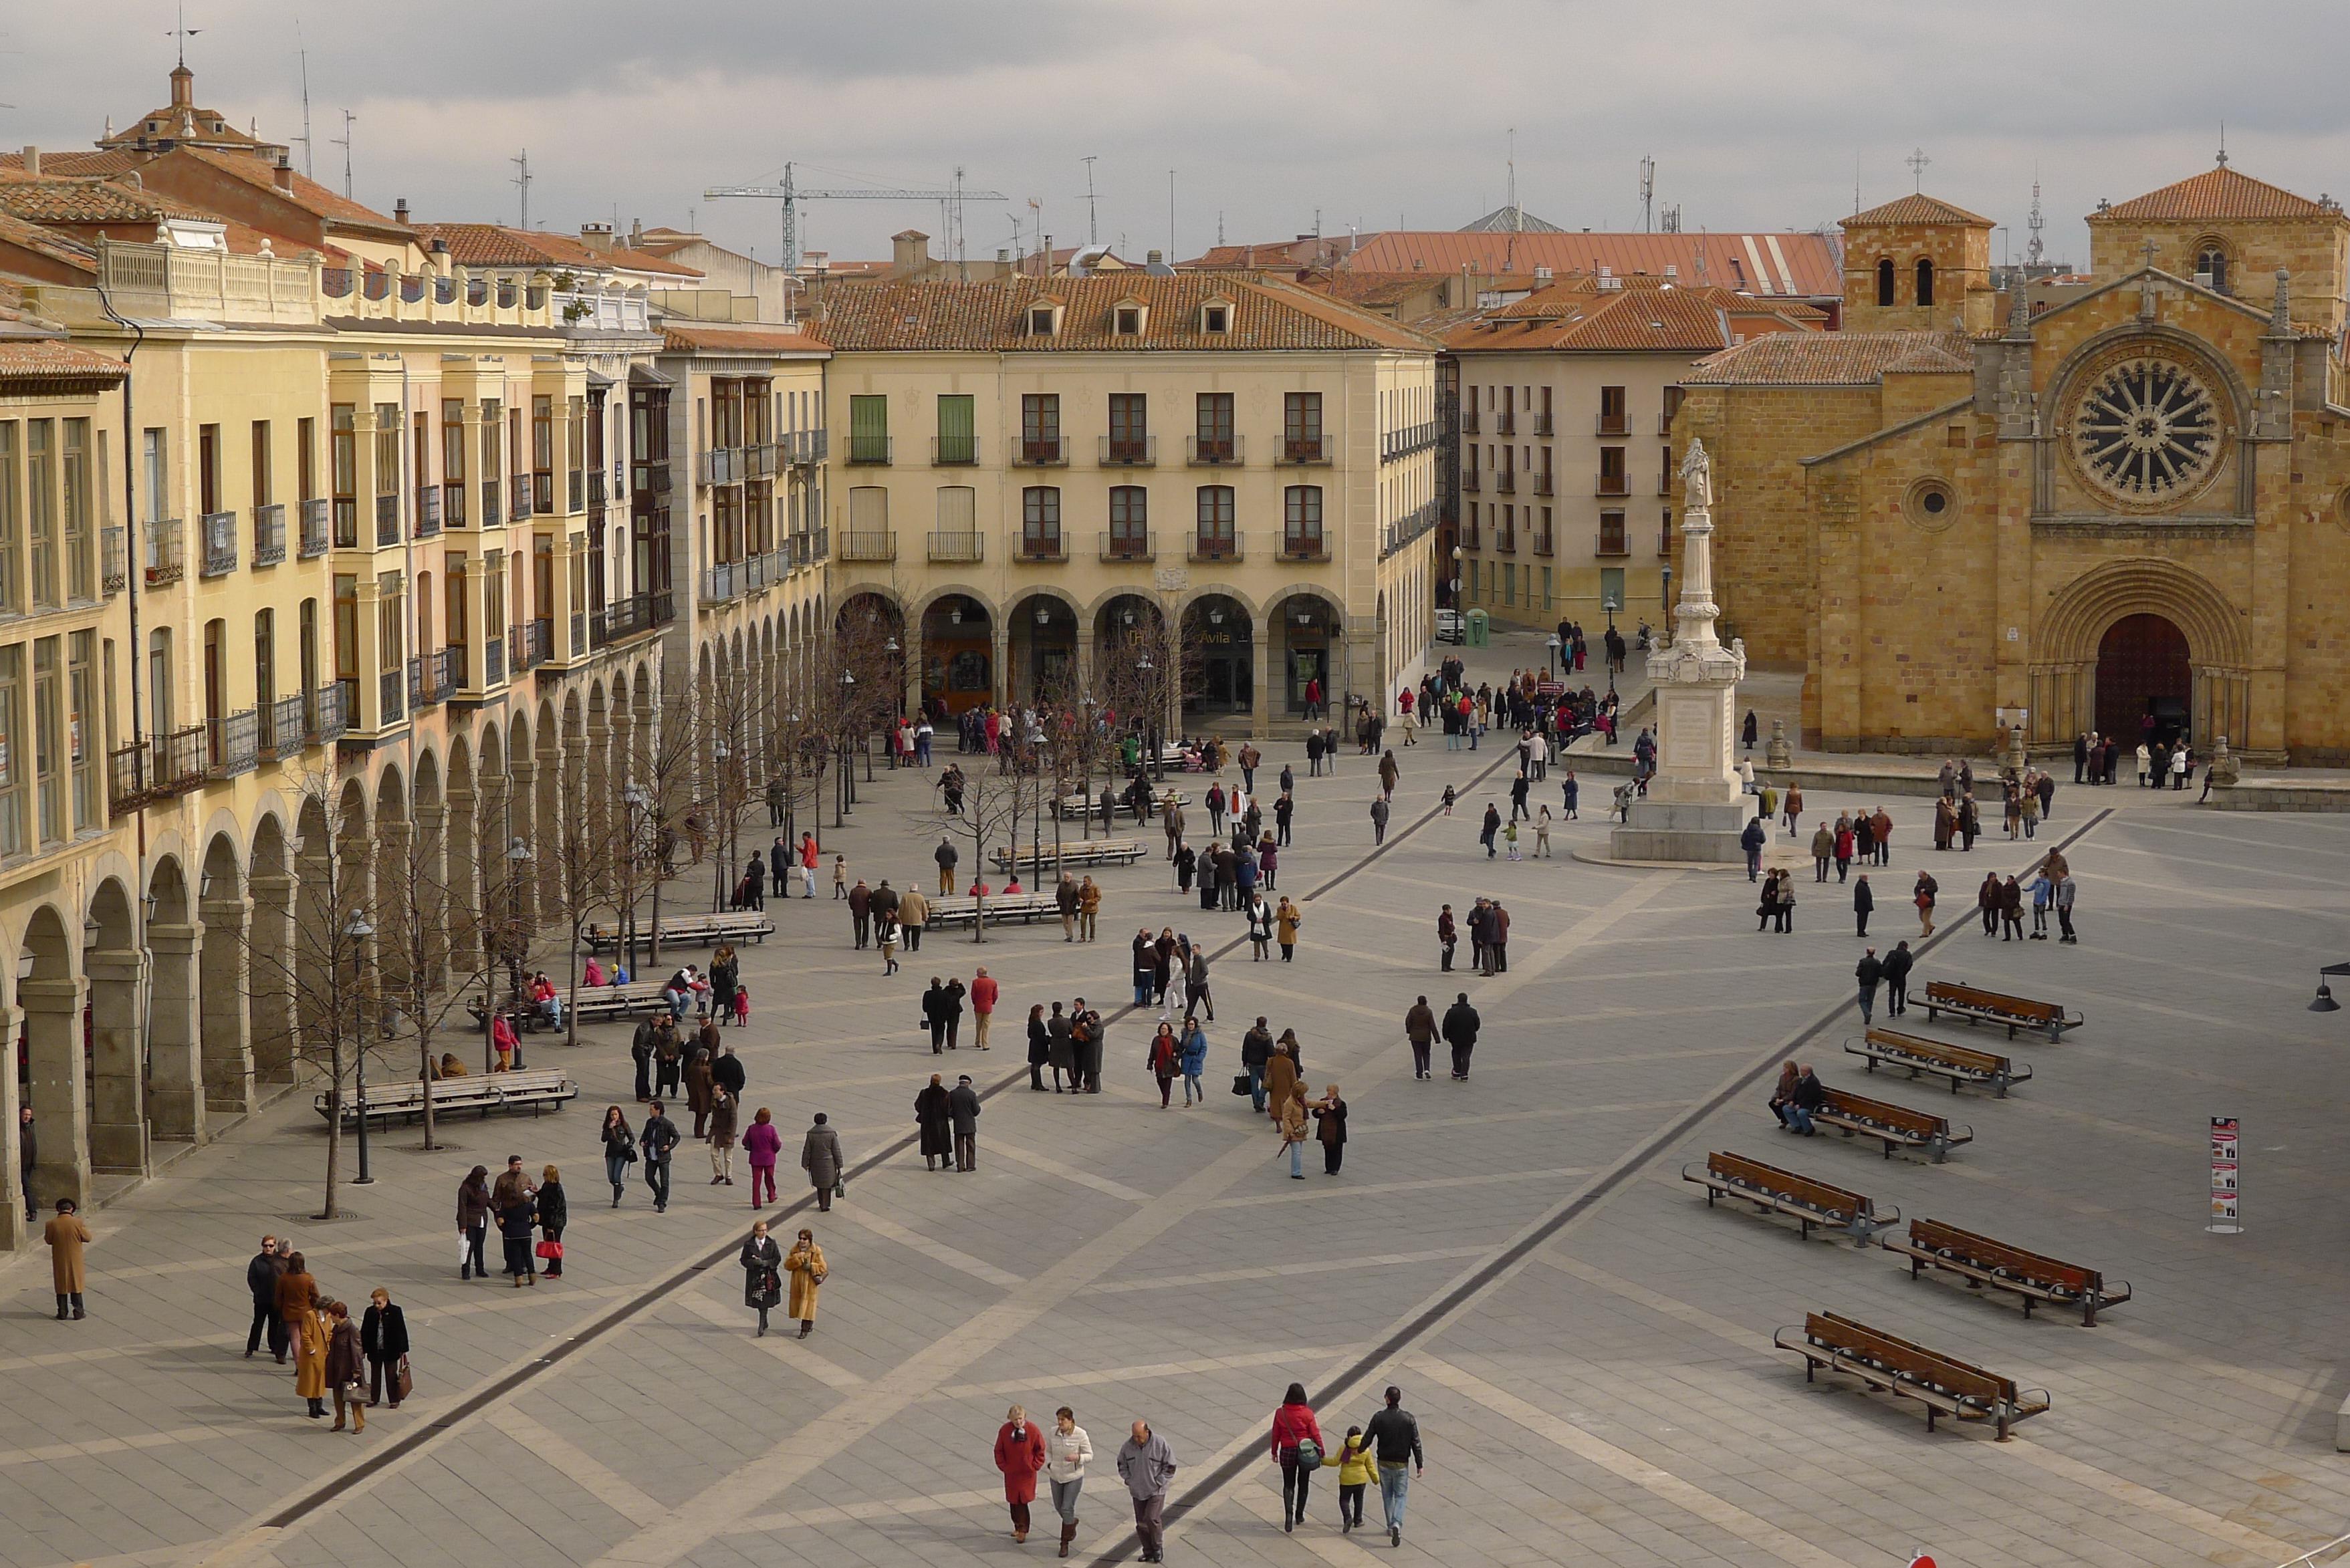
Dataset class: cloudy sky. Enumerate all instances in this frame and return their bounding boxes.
[15,1,2350,269]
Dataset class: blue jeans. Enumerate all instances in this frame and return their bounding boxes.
[1248,1063,1266,1111]
[644,1157,672,1207]
[1134,978,1153,1005]
[1183,1071,1203,1105]
[1377,1464,1410,1530]
[1781,1105,1812,1134]
[1288,1139,1304,1176]
[1858,983,1877,1023]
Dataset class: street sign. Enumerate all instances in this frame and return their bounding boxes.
[2208,1116,2241,1233]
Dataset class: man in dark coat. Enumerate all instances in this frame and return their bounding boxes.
[1403,997,1438,1080]
[1853,874,1873,938]
[640,1101,681,1213]
[915,1074,953,1171]
[1071,1001,1104,1093]
[949,1074,983,1172]
[245,1233,289,1361]
[1784,1065,1826,1135]
[1881,940,1914,1017]
[771,836,791,891]
[19,1105,35,1221]
[711,1043,747,1099]
[2073,731,2089,785]
[923,979,955,1054]
[741,854,766,910]
[848,880,872,949]
[1241,1017,1274,1110]
[1441,993,1481,1081]
[1855,948,1882,1026]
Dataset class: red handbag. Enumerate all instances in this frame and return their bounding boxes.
[534,1238,564,1260]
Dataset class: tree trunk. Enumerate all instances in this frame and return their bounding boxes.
[419,1037,439,1150]
[319,1038,344,1220]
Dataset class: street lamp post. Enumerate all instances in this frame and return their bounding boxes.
[346,910,376,1185]
[505,835,532,1030]
[620,784,647,975]
[712,737,733,912]
[2311,962,2350,1011]
[1545,634,1561,681]
[1603,594,1621,702]
[836,669,857,825]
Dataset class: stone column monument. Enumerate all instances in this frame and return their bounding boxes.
[1611,439,1752,863]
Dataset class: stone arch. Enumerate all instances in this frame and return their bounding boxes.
[447,730,482,984]
[1009,588,1082,704]
[534,696,562,917]
[16,902,88,1222]
[1270,587,1348,718]
[247,812,297,1082]
[413,748,447,993]
[144,855,201,1144]
[197,831,254,1116]
[2028,557,2250,751]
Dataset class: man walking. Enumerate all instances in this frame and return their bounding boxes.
[1057,874,1080,942]
[2054,870,2079,944]
[1881,940,1914,1017]
[1404,996,1437,1080]
[1363,1385,1425,1547]
[1242,1017,1274,1112]
[935,836,959,895]
[970,966,997,1049]
[948,1074,982,1172]
[1370,795,1391,845]
[244,1232,289,1361]
[639,1101,681,1212]
[1441,991,1480,1081]
[1116,1420,1178,1563]
[802,1112,844,1212]
[1855,948,1882,1026]
[848,878,872,949]
[1436,904,1456,972]
[1853,873,1872,938]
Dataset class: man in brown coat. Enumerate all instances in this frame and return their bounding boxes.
[44,1198,90,1320]
[1403,997,1439,1081]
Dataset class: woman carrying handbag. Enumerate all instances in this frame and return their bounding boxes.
[360,1287,409,1409]
[535,1166,567,1278]
[741,1220,784,1337]
[599,1106,636,1208]
[785,1228,827,1337]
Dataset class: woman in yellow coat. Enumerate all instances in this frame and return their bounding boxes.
[293,1299,330,1418]
[785,1228,827,1339]
[1320,1425,1378,1533]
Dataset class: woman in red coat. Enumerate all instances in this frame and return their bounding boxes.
[994,1404,1048,1542]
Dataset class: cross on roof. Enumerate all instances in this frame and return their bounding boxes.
[1906,148,1931,190]
[168,0,202,66]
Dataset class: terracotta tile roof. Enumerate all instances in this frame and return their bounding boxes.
[416,223,704,277]
[1296,271,1449,307]
[1682,330,1974,386]
[1212,231,1843,298]
[0,336,126,384]
[174,146,408,231]
[661,323,830,355]
[811,275,1434,353]
[2097,164,2337,223]
[0,150,150,178]
[1845,193,1994,227]
[1447,283,1822,355]
[0,209,96,274]
[0,172,217,225]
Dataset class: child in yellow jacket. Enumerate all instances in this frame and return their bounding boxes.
[1320,1426,1377,1533]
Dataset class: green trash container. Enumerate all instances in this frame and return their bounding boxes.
[1465,609,1490,648]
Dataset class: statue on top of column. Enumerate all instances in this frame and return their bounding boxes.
[1679,438,1712,511]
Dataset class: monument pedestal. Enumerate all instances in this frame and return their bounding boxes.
[1611,799,1748,864]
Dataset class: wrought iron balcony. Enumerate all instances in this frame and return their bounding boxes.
[252,503,285,566]
[375,492,400,546]
[1100,435,1155,467]
[1187,530,1244,563]
[146,517,184,585]
[1012,436,1069,467]
[838,531,897,563]
[927,531,985,563]
[208,709,259,777]
[1098,531,1155,563]
[1187,434,1244,467]
[300,498,331,557]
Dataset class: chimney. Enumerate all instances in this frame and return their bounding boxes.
[891,229,931,277]
[169,63,195,110]
[1147,249,1162,265]
[273,160,293,192]
[628,218,642,247]
[20,146,37,177]
[579,222,613,254]
[394,198,410,225]
[996,247,1010,264]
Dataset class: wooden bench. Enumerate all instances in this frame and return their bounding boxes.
[923,893,1058,929]
[582,912,775,952]
[1810,1087,1972,1163]
[1882,1218,2131,1327]
[1682,1152,1896,1246]
[567,982,680,1025]
[1847,1029,2032,1097]
[1921,980,2081,1042]
[316,1067,579,1128]
[1774,1311,2050,1440]
[992,838,1146,871]
[1054,789,1189,822]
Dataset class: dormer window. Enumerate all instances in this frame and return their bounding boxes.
[1029,305,1058,336]
[1201,299,1232,334]
[1115,306,1143,335]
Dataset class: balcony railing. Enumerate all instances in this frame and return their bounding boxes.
[207,709,259,778]
[1595,534,1631,559]
[838,531,897,563]
[846,434,892,465]
[630,461,671,498]
[483,636,506,686]
[442,480,466,529]
[1494,529,1516,555]
[928,531,985,563]
[1461,471,1481,494]
[703,560,743,603]
[1278,437,1330,465]
[1099,531,1155,562]
[1532,475,1554,497]
[1012,436,1069,467]
[299,498,330,557]
[1381,421,1439,462]
[146,517,184,585]
[808,527,829,565]
[786,428,829,465]
[1494,473,1516,495]
[375,492,400,546]
[1188,531,1244,563]
[408,651,451,710]
[570,610,586,657]
[1596,476,1629,497]
[1496,413,1516,436]
[507,622,531,674]
[1532,531,1554,557]
[379,667,406,726]
[651,588,675,626]
[1187,434,1244,466]
[570,470,586,511]
[1381,497,1443,559]
[198,511,238,577]
[528,619,552,666]
[415,484,441,537]
[587,470,606,507]
[251,503,285,566]
[316,680,353,745]
[1532,414,1555,436]
[152,725,207,794]
[1460,411,1480,435]
[1016,533,1068,561]
[1595,414,1628,436]
[1100,435,1156,467]
[481,478,502,529]
[931,434,979,467]
[511,473,534,521]
[700,447,739,487]
[262,692,306,759]
[1278,533,1328,561]
[746,444,781,481]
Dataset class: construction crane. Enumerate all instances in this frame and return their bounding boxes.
[703,163,1009,273]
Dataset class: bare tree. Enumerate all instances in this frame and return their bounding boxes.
[912,749,1044,942]
[614,672,705,974]
[375,780,510,1150]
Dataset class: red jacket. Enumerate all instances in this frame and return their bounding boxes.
[970,975,999,1015]
[994,1419,1046,1504]
[1269,1402,1322,1457]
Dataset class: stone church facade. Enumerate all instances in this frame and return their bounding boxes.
[1673,165,2350,763]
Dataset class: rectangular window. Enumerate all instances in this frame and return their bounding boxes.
[1599,509,1628,555]
[0,644,20,856]
[1020,394,1060,463]
[481,398,503,524]
[331,404,358,546]
[569,395,586,510]
[1601,565,1627,616]
[0,423,17,614]
[1284,392,1323,461]
[935,394,975,465]
[1540,565,1552,612]
[250,420,273,508]
[1283,485,1323,555]
[445,553,468,650]
[1599,385,1627,434]
[1195,485,1235,555]
[199,423,221,516]
[378,571,405,672]
[1195,392,1234,461]
[443,400,465,486]
[26,421,55,608]
[1021,487,1061,553]
[32,635,60,845]
[332,573,359,681]
[297,416,316,500]
[374,404,400,497]
[848,395,889,463]
[62,420,90,602]
[532,394,554,503]
[1108,393,1149,463]
[1598,445,1627,495]
[1108,485,1148,553]
[1538,385,1554,434]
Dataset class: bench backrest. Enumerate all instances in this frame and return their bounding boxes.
[1807,1312,2016,1407]
[1925,981,2060,1024]
[1908,1218,2097,1296]
[1865,1028,2009,1076]
[1818,1087,1948,1139]
[1708,1152,1872,1224]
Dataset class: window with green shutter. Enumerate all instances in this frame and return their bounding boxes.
[935,395,975,465]
[849,396,890,465]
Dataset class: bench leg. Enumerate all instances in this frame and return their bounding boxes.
[1949,1077,1958,1094]
[1925,1404,1937,1434]
[1996,1410,2010,1441]
[2020,1293,2031,1317]
[2083,1293,2099,1329]
[1992,1074,2009,1099]
[1798,1217,1811,1241]
[1927,1137,1948,1164]
[1865,1058,1876,1074]
[1909,1256,1922,1279]
[1803,1357,1815,1384]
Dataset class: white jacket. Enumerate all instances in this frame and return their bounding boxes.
[1044,1424,1092,1482]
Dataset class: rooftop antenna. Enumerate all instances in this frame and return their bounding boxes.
[168,0,203,68]
[1082,155,1099,245]
[1505,128,1519,273]
[1217,211,1224,247]
[1639,154,1655,233]
[1906,147,1931,192]
[293,24,314,179]
[2026,168,2045,269]
[332,108,355,201]
[511,148,532,232]
[2217,122,2228,167]
[949,164,967,277]
[1167,168,1176,261]
[1853,152,1861,215]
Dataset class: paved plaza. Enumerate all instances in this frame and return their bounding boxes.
[4,672,2348,1568]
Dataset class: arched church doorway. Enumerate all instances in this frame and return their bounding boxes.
[2097,613,2190,749]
